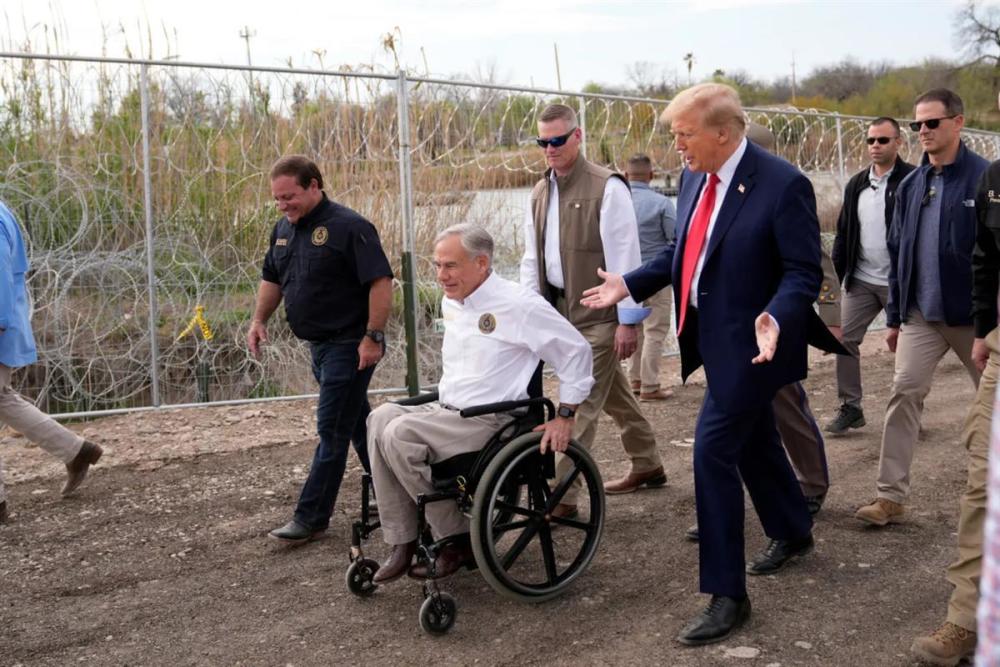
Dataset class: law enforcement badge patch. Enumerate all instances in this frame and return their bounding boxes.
[478,313,496,334]
[311,227,329,246]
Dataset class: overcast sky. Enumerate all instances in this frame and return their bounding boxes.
[1,0,977,91]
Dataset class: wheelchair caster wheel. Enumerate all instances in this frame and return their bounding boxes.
[345,558,379,597]
[418,592,457,635]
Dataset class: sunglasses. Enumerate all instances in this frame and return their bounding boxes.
[866,136,893,145]
[908,116,956,132]
[535,128,576,148]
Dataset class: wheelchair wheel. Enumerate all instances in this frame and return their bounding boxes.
[470,432,604,603]
[419,592,457,635]
[345,558,379,597]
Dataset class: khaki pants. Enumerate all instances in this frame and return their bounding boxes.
[558,319,661,505]
[837,279,889,408]
[0,364,83,504]
[628,288,673,393]
[876,310,980,503]
[773,381,828,497]
[946,328,1000,631]
[367,402,507,545]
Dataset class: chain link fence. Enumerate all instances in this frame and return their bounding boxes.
[1,53,998,417]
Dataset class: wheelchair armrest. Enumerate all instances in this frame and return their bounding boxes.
[459,397,554,420]
[394,390,439,406]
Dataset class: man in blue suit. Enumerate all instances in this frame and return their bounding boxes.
[582,83,834,645]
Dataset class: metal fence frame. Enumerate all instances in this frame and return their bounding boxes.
[1,51,998,419]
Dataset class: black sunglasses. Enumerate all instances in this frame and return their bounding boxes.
[866,136,893,145]
[536,129,576,148]
[908,116,956,132]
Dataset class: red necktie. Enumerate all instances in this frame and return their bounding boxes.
[677,173,720,335]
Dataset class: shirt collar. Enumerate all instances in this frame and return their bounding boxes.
[867,164,894,184]
[630,181,652,191]
[456,270,498,309]
[714,137,748,189]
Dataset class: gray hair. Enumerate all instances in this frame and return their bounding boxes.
[434,223,494,261]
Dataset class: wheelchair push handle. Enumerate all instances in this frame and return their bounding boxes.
[459,397,555,420]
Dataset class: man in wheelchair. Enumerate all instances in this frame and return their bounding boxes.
[368,223,594,584]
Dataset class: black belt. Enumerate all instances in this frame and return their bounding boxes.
[547,283,566,300]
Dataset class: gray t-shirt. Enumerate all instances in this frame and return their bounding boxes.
[913,172,944,322]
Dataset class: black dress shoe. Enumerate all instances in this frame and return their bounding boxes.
[677,595,751,646]
[685,523,699,542]
[805,493,826,517]
[746,533,814,575]
[408,541,474,579]
[268,520,323,545]
[373,541,416,584]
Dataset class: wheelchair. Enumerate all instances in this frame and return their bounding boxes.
[345,368,606,635]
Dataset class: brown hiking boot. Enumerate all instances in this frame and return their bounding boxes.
[910,622,976,666]
[62,441,103,497]
[854,498,904,526]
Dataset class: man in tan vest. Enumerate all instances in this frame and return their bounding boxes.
[520,103,665,516]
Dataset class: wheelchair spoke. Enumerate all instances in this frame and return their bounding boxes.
[547,464,582,509]
[493,500,539,519]
[548,515,592,532]
[538,525,559,585]
[501,521,542,569]
[492,518,532,533]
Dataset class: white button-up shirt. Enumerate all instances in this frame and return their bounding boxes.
[438,271,594,409]
[520,171,647,324]
[689,137,748,309]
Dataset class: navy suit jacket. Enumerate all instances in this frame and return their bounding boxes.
[625,141,838,414]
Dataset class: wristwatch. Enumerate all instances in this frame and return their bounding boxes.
[365,329,385,344]
[557,404,576,419]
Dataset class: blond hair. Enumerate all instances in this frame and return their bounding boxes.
[660,83,746,134]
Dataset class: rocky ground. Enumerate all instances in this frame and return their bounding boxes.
[0,336,982,666]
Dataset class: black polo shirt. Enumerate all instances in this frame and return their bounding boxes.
[261,195,393,342]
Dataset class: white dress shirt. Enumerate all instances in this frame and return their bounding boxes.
[520,171,647,324]
[438,271,594,409]
[689,137,748,309]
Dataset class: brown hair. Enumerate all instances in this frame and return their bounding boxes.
[538,103,578,128]
[914,88,964,117]
[269,154,324,190]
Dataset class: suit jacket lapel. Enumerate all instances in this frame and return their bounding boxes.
[673,172,705,276]
[703,143,758,263]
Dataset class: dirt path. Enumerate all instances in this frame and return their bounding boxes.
[0,338,980,666]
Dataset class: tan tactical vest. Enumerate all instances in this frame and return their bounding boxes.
[530,156,627,328]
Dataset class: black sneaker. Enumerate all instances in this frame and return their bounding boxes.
[825,404,865,435]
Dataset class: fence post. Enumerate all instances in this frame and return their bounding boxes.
[139,64,161,407]
[578,96,587,158]
[396,70,421,397]
[834,112,846,182]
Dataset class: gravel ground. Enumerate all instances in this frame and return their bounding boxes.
[0,336,980,666]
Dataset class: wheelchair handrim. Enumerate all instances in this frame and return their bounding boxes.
[471,433,605,600]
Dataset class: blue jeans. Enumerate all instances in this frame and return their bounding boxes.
[293,340,375,531]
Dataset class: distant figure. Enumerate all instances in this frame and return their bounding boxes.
[828,117,915,435]
[0,200,104,524]
[247,155,393,546]
[856,89,989,529]
[624,153,676,402]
